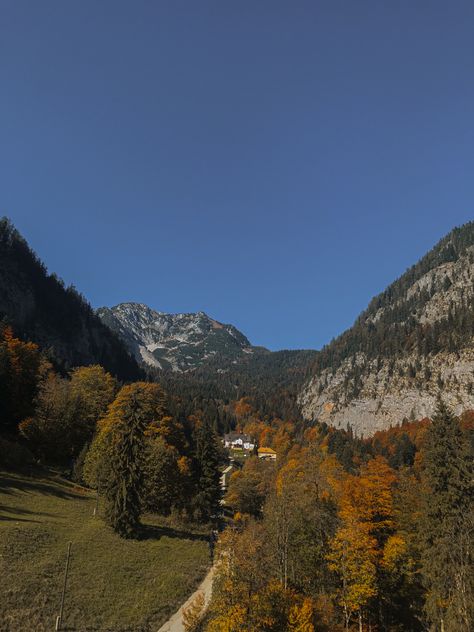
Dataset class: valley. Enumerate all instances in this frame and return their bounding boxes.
[0,218,473,632]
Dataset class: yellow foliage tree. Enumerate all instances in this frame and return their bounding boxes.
[205,603,247,632]
[328,520,378,630]
[183,592,205,632]
[328,456,397,631]
[288,597,315,631]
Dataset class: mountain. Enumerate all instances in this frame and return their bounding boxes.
[299,221,474,435]
[97,303,318,421]
[0,218,143,381]
[97,302,260,372]
[6,214,474,436]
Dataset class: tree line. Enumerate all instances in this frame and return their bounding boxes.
[0,324,223,537]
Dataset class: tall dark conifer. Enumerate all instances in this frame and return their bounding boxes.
[106,389,151,538]
[193,419,222,523]
[420,399,474,631]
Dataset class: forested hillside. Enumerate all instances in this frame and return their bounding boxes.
[204,402,474,632]
[300,222,474,434]
[1,218,473,632]
[0,218,142,381]
[151,348,317,430]
[98,303,318,423]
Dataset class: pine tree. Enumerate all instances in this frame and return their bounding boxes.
[193,419,222,523]
[105,383,163,538]
[420,399,474,631]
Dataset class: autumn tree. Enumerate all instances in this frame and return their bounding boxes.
[263,450,337,601]
[20,365,117,464]
[69,365,117,431]
[288,597,315,632]
[226,456,275,518]
[206,521,316,631]
[19,373,82,462]
[0,325,44,434]
[291,449,339,597]
[328,510,378,631]
[206,521,268,630]
[328,456,398,631]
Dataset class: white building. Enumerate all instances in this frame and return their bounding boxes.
[223,432,256,452]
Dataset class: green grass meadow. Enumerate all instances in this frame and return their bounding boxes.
[0,471,209,631]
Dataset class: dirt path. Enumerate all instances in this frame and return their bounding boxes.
[157,566,215,632]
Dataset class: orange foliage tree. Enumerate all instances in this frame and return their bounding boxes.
[328,456,398,631]
[0,325,45,433]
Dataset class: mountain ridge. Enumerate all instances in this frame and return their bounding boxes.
[4,215,474,435]
[97,302,263,372]
[0,218,143,381]
[299,221,474,434]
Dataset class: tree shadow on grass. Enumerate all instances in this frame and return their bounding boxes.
[139,523,209,543]
[0,475,88,500]
[0,513,41,523]
[0,503,56,522]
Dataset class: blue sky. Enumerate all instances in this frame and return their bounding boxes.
[1,1,473,350]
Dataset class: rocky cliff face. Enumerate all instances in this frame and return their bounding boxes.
[97,302,257,371]
[299,223,474,435]
[299,349,474,436]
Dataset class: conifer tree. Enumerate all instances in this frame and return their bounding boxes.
[420,399,474,631]
[105,382,164,538]
[193,419,222,522]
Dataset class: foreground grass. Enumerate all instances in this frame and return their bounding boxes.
[0,471,209,632]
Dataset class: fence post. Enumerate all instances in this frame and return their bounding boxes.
[55,541,72,631]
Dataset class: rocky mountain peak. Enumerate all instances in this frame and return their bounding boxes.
[97,302,255,372]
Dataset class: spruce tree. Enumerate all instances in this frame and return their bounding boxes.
[105,383,163,538]
[193,419,222,523]
[420,399,474,631]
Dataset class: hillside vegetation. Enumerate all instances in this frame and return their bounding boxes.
[309,222,474,374]
[0,218,142,381]
[300,222,474,433]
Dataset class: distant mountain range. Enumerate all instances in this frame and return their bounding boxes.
[3,215,474,435]
[96,301,316,421]
[97,303,261,372]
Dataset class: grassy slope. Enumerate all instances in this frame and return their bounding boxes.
[0,471,209,632]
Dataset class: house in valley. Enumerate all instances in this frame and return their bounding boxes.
[257,447,277,461]
[223,432,256,452]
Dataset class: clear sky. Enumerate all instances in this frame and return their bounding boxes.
[1,1,473,350]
